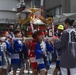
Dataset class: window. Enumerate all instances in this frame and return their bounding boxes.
[47,6,62,17]
[55,7,60,15]
[35,0,41,8]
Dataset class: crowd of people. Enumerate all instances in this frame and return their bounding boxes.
[0,18,76,75]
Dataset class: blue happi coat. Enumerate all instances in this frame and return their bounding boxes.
[11,39,27,64]
[0,41,13,67]
[11,39,23,64]
[35,41,54,69]
[6,40,13,54]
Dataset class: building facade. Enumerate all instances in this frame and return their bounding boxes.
[0,0,19,31]
[44,0,76,16]
[0,0,34,31]
[0,0,43,32]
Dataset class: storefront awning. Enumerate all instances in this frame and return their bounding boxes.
[53,13,76,25]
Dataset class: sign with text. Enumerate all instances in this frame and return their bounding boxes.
[0,18,16,24]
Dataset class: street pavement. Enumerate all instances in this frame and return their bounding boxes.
[8,63,56,75]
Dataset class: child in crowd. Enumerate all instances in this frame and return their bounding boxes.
[11,29,27,75]
[28,31,38,75]
[35,30,54,75]
[0,36,13,75]
[0,30,13,75]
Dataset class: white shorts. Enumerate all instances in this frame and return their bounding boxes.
[61,67,76,75]
[40,68,46,71]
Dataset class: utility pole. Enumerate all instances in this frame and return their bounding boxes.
[41,0,44,16]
